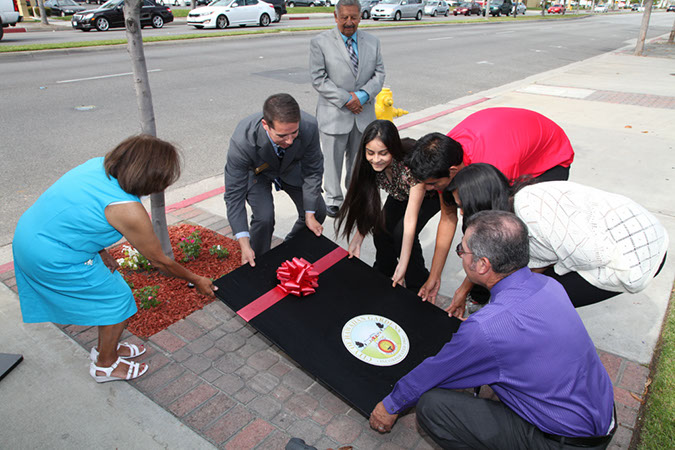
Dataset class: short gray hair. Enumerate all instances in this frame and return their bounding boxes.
[336,0,361,14]
[464,210,529,276]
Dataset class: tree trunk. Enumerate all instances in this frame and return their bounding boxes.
[669,15,675,44]
[634,0,654,55]
[123,0,174,259]
[38,0,49,25]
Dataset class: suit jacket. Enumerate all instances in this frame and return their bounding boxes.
[224,111,324,235]
[309,27,385,135]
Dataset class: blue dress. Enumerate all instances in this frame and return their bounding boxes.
[13,158,140,326]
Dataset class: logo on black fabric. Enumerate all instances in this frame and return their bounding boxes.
[341,315,409,366]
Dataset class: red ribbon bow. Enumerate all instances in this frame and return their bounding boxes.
[276,257,319,297]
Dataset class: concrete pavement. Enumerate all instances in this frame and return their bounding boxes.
[1,35,673,449]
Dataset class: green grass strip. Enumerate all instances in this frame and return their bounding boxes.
[285,6,333,13]
[636,286,675,449]
[0,14,587,53]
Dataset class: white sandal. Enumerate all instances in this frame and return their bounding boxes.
[90,342,146,362]
[89,357,149,383]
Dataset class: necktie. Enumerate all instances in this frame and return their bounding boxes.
[273,144,284,191]
[346,37,358,77]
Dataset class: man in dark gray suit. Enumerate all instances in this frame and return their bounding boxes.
[310,0,385,217]
[225,93,326,267]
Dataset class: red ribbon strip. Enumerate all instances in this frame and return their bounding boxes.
[236,246,348,322]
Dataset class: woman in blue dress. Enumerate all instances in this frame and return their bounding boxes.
[13,135,217,383]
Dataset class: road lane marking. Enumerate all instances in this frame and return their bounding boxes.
[57,69,161,84]
[428,36,454,41]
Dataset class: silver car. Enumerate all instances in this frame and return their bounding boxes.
[371,0,423,20]
[360,0,379,18]
[424,0,449,16]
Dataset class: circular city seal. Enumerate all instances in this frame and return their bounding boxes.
[341,315,409,366]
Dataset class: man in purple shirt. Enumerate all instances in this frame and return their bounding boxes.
[369,210,616,449]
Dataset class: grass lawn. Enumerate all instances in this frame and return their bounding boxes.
[636,285,675,448]
[285,6,333,13]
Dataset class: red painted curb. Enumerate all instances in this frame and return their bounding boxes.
[166,186,225,213]
[288,16,310,20]
[4,28,27,33]
[0,261,14,275]
[397,97,490,130]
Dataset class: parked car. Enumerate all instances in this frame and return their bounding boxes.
[44,0,87,15]
[593,3,607,11]
[264,0,285,20]
[360,0,379,18]
[513,1,525,14]
[547,3,564,13]
[667,4,675,11]
[453,1,480,15]
[286,0,324,6]
[187,0,276,28]
[424,0,449,16]
[72,0,173,31]
[1,0,22,41]
[371,0,423,20]
[488,0,511,15]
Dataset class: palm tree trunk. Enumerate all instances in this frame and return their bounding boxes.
[123,0,174,259]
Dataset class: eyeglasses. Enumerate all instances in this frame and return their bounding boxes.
[456,242,472,258]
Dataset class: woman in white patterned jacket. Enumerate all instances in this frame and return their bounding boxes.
[443,163,668,317]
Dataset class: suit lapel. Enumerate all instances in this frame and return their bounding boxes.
[333,28,354,75]
[355,30,365,78]
[255,121,281,171]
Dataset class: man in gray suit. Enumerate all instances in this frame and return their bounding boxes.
[225,93,326,267]
[310,0,385,217]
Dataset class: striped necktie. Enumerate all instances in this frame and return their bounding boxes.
[345,37,358,77]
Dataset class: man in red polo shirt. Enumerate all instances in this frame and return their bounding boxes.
[404,107,575,303]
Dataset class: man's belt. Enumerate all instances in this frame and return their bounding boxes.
[542,405,617,448]
[541,432,613,448]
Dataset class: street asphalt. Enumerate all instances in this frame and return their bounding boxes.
[0,33,673,449]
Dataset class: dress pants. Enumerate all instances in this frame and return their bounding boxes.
[320,123,362,207]
[416,389,613,450]
[247,177,326,257]
[373,192,440,293]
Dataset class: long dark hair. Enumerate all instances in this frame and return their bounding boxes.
[446,163,513,232]
[336,120,406,238]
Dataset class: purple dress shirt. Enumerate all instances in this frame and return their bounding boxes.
[382,268,614,438]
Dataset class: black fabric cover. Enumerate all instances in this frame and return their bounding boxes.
[214,229,460,416]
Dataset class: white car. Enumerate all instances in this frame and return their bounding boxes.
[513,1,526,14]
[594,3,608,12]
[187,0,276,29]
[424,0,450,16]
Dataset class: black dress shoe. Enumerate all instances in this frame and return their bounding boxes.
[326,205,340,218]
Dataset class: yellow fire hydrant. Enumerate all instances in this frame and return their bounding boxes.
[375,88,408,122]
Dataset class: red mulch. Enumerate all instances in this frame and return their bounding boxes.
[108,223,241,338]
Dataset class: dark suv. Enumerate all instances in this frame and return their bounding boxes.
[71,0,174,31]
[265,0,286,21]
[487,0,512,15]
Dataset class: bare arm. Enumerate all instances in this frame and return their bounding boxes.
[105,202,217,296]
[392,184,425,288]
[446,275,473,320]
[417,198,458,303]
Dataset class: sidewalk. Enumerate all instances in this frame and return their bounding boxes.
[1,37,673,449]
